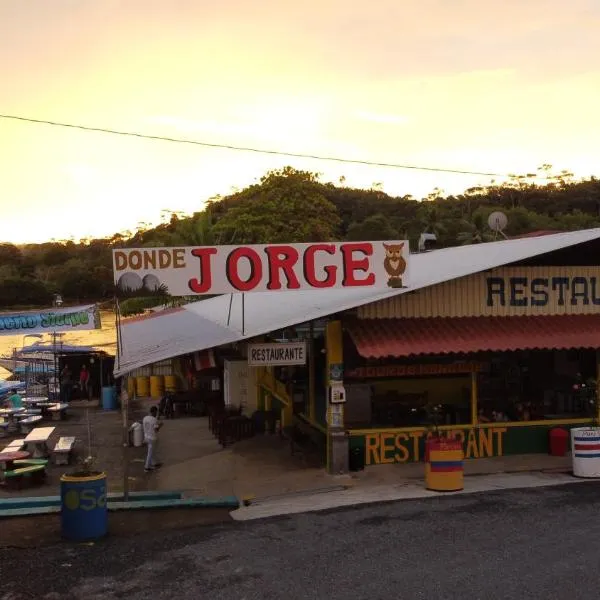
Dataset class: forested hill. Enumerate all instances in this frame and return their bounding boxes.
[2,166,600,309]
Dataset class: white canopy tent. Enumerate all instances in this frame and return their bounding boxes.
[114,228,600,377]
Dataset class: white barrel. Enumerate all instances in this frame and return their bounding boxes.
[571,427,600,478]
[131,422,143,447]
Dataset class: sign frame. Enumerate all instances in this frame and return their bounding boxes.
[112,241,410,297]
[247,341,307,367]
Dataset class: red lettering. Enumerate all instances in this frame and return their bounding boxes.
[340,243,375,287]
[303,244,337,288]
[188,248,218,293]
[264,246,301,290]
[226,247,263,291]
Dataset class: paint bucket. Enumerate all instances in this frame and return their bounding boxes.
[425,437,464,491]
[150,375,165,399]
[571,427,600,478]
[60,472,108,541]
[136,376,150,398]
[164,375,177,393]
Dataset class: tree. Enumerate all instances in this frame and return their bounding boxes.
[213,167,341,243]
[0,277,53,306]
[346,214,399,241]
[174,210,218,245]
[456,214,495,245]
[0,243,22,267]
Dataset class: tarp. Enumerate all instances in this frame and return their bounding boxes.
[115,307,240,376]
[0,380,26,396]
[0,305,101,336]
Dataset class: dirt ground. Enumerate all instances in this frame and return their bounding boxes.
[1,398,573,547]
[0,397,326,546]
[0,507,233,548]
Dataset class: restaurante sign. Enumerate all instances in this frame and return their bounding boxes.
[112,241,409,296]
[247,342,307,366]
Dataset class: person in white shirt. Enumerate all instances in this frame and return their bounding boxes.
[142,406,163,472]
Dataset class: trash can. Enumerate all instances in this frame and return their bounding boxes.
[349,445,365,472]
[60,472,108,541]
[101,386,117,411]
[129,422,143,447]
[549,427,569,456]
[425,437,464,492]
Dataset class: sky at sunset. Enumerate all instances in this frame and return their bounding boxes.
[1,0,599,244]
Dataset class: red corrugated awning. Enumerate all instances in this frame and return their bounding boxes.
[347,315,600,359]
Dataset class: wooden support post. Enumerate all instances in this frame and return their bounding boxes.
[325,320,348,474]
[471,369,478,425]
[594,350,600,424]
[308,322,315,421]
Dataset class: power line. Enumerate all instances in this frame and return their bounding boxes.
[0,113,506,177]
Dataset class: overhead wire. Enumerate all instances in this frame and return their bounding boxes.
[0,113,508,177]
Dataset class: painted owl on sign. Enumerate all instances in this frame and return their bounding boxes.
[383,243,406,288]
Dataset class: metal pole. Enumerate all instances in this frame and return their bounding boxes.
[242,293,245,336]
[226,293,234,327]
[114,299,130,502]
[122,380,129,502]
[308,321,315,421]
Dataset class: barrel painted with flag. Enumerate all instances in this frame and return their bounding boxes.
[571,427,600,478]
[425,437,464,491]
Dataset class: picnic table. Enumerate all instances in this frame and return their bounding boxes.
[22,397,49,406]
[0,408,26,433]
[24,426,55,458]
[0,450,30,472]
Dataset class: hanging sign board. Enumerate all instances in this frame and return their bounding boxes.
[247,342,307,367]
[112,241,409,297]
[0,305,101,336]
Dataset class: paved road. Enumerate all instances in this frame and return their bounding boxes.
[2,482,600,600]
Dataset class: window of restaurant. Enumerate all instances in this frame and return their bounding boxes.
[477,349,596,423]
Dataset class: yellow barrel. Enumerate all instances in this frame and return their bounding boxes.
[149,375,165,399]
[126,377,135,397]
[425,438,464,492]
[164,375,177,393]
[136,376,150,397]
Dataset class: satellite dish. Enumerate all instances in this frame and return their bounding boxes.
[488,211,508,237]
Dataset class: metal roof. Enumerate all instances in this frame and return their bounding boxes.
[115,227,600,376]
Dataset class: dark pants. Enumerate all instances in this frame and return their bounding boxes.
[61,383,72,403]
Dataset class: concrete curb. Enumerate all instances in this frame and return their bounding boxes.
[230,471,595,522]
[0,491,239,518]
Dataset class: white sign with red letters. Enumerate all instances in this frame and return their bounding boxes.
[112,241,409,296]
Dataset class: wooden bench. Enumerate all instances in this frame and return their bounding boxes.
[14,458,49,467]
[48,403,68,421]
[53,436,75,466]
[3,464,46,489]
[18,415,43,434]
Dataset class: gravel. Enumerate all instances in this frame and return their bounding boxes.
[2,481,600,599]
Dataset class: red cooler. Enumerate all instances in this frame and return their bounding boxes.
[549,428,569,456]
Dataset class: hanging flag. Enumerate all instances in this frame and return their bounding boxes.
[194,350,216,371]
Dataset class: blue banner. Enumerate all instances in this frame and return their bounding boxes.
[0,304,101,335]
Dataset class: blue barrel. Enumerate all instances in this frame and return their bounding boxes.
[60,472,108,541]
[101,386,117,410]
